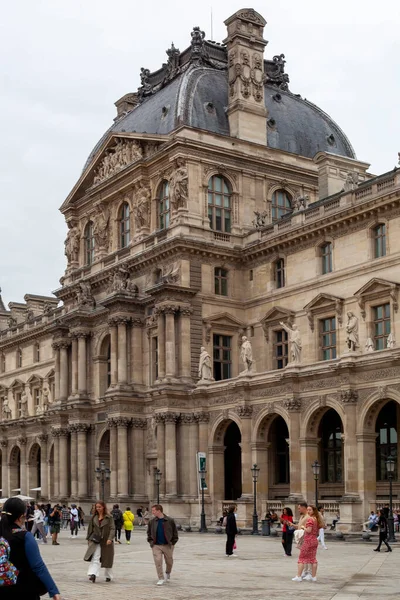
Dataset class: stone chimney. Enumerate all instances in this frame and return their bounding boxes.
[313,152,371,200]
[224,8,268,145]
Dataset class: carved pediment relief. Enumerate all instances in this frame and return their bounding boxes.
[354,278,399,319]
[92,137,144,186]
[203,312,246,342]
[304,293,344,332]
[261,307,294,341]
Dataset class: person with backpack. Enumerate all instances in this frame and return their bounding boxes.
[111,504,123,544]
[0,497,61,599]
[48,505,62,546]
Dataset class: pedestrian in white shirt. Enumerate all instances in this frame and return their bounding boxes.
[70,504,79,538]
[30,503,47,543]
[317,506,327,550]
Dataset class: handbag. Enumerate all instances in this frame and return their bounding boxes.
[294,528,304,548]
[287,524,295,533]
[89,533,101,544]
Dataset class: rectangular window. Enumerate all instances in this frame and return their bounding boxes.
[16,392,21,418]
[321,317,337,360]
[249,269,253,281]
[34,389,40,409]
[275,259,285,288]
[374,224,386,258]
[274,330,288,369]
[151,337,159,382]
[374,303,390,350]
[35,344,40,363]
[321,243,332,274]
[213,334,232,381]
[214,268,228,296]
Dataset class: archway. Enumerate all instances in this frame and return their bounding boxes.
[269,416,290,499]
[318,408,344,498]
[98,430,111,499]
[224,422,242,500]
[9,446,21,494]
[375,400,399,501]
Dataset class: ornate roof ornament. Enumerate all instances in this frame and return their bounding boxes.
[265,54,290,91]
[190,26,208,64]
[165,42,180,82]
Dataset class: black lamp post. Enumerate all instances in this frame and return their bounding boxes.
[312,460,320,508]
[95,460,111,501]
[199,467,207,532]
[155,469,162,504]
[251,464,260,534]
[386,457,396,542]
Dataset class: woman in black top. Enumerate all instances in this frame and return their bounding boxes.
[374,509,392,552]
[225,505,238,557]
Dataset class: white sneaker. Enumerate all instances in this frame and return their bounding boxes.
[164,573,170,583]
[311,577,317,582]
[323,545,328,550]
[292,576,302,582]
[303,573,313,581]
[229,553,238,557]
[156,579,164,586]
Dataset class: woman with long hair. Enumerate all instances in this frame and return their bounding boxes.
[292,505,323,582]
[374,508,392,552]
[30,503,47,544]
[84,500,115,583]
[0,497,60,599]
[280,507,294,556]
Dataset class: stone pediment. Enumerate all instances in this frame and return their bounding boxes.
[9,379,24,390]
[203,312,246,342]
[354,278,399,318]
[261,306,294,341]
[304,293,344,331]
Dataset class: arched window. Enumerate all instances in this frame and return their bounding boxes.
[119,203,130,248]
[321,242,333,274]
[84,221,95,266]
[374,224,386,258]
[271,189,292,221]
[158,181,170,230]
[376,401,397,481]
[274,258,285,288]
[320,409,343,483]
[208,175,231,232]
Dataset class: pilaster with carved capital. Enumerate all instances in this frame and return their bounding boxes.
[17,436,27,446]
[131,418,147,429]
[37,434,48,444]
[180,413,196,424]
[341,390,359,404]
[284,398,302,411]
[163,412,181,424]
[235,405,253,419]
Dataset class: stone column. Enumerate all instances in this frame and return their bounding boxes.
[300,438,318,503]
[252,441,269,499]
[357,432,377,506]
[77,424,89,498]
[238,406,253,497]
[108,419,118,497]
[117,417,130,497]
[209,445,225,514]
[131,419,146,496]
[131,319,143,385]
[53,344,60,401]
[164,413,178,496]
[157,310,166,380]
[197,412,210,456]
[109,321,118,387]
[180,308,192,379]
[77,334,88,395]
[165,310,176,378]
[117,320,128,385]
[1,441,8,498]
[59,429,69,498]
[286,401,303,501]
[59,343,69,401]
[155,414,166,496]
[71,337,78,395]
[189,415,199,497]
[69,425,78,497]
[38,434,48,500]
[341,391,360,497]
[51,429,60,498]
[18,437,27,495]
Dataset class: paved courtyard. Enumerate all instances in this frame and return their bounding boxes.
[40,528,399,600]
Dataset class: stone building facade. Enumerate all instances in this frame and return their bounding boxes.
[0,8,399,530]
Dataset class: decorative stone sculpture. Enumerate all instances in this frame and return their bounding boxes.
[2,398,11,420]
[240,336,253,373]
[343,172,359,192]
[198,347,213,381]
[253,210,268,228]
[365,338,374,352]
[170,158,188,211]
[43,302,53,316]
[7,316,17,328]
[42,385,50,411]
[161,262,180,285]
[64,222,80,264]
[293,194,308,212]
[345,312,359,351]
[111,266,139,295]
[20,391,28,418]
[92,203,109,252]
[279,321,302,364]
[133,184,151,229]
[93,139,143,185]
[76,281,95,308]
[387,332,396,349]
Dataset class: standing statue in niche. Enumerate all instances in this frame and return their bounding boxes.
[279,321,302,364]
[345,311,359,352]
[133,185,151,229]
[76,281,95,308]
[240,336,253,373]
[64,222,80,264]
[198,347,213,381]
[20,391,28,418]
[42,385,50,411]
[365,337,374,352]
[92,203,109,252]
[2,398,12,420]
[170,158,188,211]
[387,332,396,349]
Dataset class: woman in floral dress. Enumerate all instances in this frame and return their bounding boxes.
[292,505,324,582]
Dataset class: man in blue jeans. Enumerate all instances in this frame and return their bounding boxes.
[147,504,179,586]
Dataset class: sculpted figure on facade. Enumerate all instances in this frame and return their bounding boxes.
[279,321,302,363]
[111,266,139,295]
[64,221,80,265]
[365,337,374,352]
[198,346,213,381]
[170,158,188,211]
[343,171,359,192]
[133,184,151,229]
[42,384,51,411]
[253,210,268,228]
[240,336,253,373]
[161,262,180,285]
[20,390,28,418]
[76,281,95,308]
[345,311,359,351]
[7,316,17,328]
[293,194,308,212]
[93,139,143,185]
[92,203,109,252]
[387,332,396,349]
[2,398,12,420]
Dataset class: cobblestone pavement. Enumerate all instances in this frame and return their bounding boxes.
[40,528,400,600]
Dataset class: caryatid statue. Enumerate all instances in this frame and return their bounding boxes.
[198,347,213,381]
[240,336,253,373]
[279,321,302,364]
[345,311,359,352]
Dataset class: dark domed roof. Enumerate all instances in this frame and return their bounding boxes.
[85,37,355,168]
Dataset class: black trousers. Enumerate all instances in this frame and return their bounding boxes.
[226,533,235,555]
[376,531,391,550]
[282,531,293,556]
[115,526,122,540]
[125,529,132,541]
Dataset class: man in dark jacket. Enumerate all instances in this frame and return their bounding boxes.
[147,504,179,586]
[225,505,238,557]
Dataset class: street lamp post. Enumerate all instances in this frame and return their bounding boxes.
[386,457,396,543]
[95,460,111,501]
[155,469,162,504]
[312,460,320,508]
[199,467,207,532]
[251,464,260,535]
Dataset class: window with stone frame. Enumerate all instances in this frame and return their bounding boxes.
[213,334,232,381]
[320,317,337,360]
[33,388,40,412]
[84,221,95,266]
[34,343,40,363]
[274,258,285,289]
[214,267,228,296]
[151,336,159,383]
[376,401,397,481]
[373,303,390,350]
[321,242,333,274]
[119,202,131,248]
[373,224,386,258]
[207,175,232,233]
[273,329,288,369]
[320,409,343,483]
[158,180,170,230]
[15,391,22,418]
[16,348,22,369]
[271,189,292,222]
[0,353,5,373]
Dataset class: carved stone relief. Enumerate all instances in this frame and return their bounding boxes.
[93,139,143,185]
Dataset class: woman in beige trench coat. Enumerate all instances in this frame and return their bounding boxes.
[84,501,115,583]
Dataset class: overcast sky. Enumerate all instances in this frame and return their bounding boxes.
[1,1,399,306]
